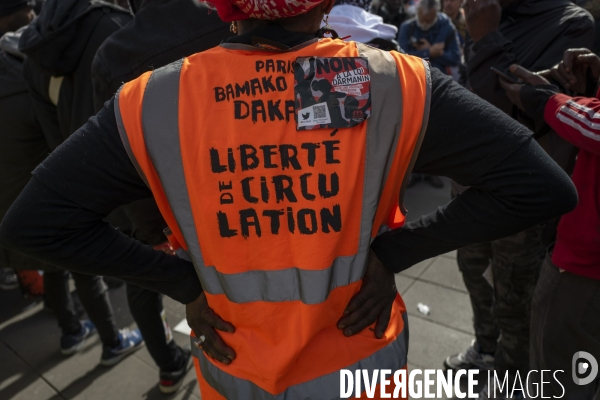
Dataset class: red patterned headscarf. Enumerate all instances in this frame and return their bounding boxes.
[200,0,325,22]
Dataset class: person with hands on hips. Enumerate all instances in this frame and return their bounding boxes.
[397,0,461,74]
[187,249,397,365]
[0,0,579,396]
[500,49,600,399]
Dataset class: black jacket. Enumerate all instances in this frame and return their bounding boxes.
[19,0,131,150]
[0,30,54,271]
[90,0,231,245]
[92,0,231,112]
[464,0,594,169]
[0,30,47,224]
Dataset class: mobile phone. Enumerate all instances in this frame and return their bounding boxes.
[491,66,521,84]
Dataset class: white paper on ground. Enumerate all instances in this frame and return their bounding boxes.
[173,318,192,335]
[416,303,431,316]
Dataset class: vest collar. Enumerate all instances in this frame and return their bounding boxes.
[222,24,320,52]
[219,38,319,52]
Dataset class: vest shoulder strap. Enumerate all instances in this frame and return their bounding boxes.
[136,59,206,271]
[355,44,431,233]
[115,59,193,265]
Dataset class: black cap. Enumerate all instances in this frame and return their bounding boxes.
[0,0,35,18]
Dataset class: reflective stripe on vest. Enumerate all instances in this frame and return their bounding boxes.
[191,312,409,400]
[116,39,430,398]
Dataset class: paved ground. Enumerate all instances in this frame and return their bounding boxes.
[0,178,475,399]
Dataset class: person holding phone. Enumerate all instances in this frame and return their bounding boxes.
[397,0,461,75]
[444,1,594,398]
[499,48,600,400]
[398,0,462,189]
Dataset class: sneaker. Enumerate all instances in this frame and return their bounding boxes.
[60,320,97,355]
[100,328,145,367]
[444,340,494,371]
[478,383,527,399]
[0,268,19,290]
[159,346,192,394]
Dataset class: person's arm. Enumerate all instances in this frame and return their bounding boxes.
[91,45,171,247]
[370,68,577,272]
[398,23,426,58]
[467,20,594,116]
[544,92,600,156]
[499,56,600,156]
[411,48,429,58]
[432,25,460,67]
[0,98,202,304]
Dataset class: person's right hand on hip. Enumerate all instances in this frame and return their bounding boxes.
[186,292,236,365]
[337,249,397,339]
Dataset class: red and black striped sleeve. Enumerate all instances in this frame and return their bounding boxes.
[544,92,600,156]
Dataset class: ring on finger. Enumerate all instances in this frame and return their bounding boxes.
[194,335,206,348]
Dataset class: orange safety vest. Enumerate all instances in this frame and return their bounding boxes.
[116,38,430,399]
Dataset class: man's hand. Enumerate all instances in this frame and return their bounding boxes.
[498,64,551,111]
[509,64,551,86]
[337,250,397,339]
[414,38,431,51]
[429,43,445,58]
[186,292,236,364]
[544,48,600,94]
[463,0,501,42]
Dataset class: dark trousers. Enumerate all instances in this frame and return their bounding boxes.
[44,271,180,370]
[457,224,545,381]
[107,205,181,371]
[530,254,600,400]
[126,283,180,371]
[44,270,119,346]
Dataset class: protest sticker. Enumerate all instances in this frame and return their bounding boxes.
[294,57,371,130]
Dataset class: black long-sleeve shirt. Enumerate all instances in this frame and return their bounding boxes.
[0,31,577,304]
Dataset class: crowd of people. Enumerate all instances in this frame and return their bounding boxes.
[0,0,598,398]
